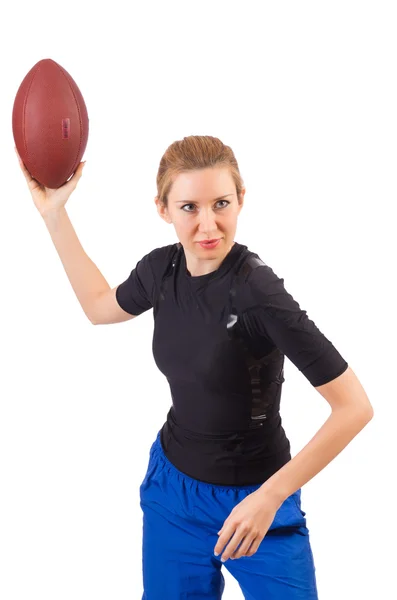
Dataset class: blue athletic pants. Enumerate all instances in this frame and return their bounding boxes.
[139,430,318,599]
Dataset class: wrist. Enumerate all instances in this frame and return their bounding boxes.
[257,481,287,510]
[41,206,66,224]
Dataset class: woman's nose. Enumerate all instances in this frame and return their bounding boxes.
[198,209,217,232]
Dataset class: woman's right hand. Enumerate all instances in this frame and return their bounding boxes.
[14,146,86,218]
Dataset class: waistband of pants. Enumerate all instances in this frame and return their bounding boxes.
[150,428,290,494]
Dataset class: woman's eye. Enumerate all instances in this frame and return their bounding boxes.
[181,200,230,212]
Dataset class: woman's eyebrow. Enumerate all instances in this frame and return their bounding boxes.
[175,194,234,203]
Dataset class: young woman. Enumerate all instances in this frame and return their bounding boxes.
[16,137,373,599]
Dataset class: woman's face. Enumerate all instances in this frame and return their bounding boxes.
[155,167,245,270]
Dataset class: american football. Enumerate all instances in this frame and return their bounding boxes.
[12,58,89,188]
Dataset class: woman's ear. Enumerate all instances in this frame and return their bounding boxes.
[238,188,246,211]
[155,196,172,223]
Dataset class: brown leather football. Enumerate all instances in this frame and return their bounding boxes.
[12,58,89,188]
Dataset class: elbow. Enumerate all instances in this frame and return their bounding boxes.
[354,403,374,425]
[85,308,99,325]
[364,404,374,422]
[358,396,375,422]
[332,402,374,424]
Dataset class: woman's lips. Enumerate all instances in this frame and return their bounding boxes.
[198,239,221,249]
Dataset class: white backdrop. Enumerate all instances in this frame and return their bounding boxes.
[1,1,395,598]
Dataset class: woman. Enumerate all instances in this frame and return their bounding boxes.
[15,137,373,599]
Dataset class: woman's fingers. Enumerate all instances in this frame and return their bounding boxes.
[14,147,85,197]
[15,147,34,182]
[68,162,86,190]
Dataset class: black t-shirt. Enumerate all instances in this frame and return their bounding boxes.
[116,241,348,485]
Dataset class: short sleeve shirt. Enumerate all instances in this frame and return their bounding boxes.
[116,241,348,485]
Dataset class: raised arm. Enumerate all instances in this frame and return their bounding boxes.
[16,149,136,325]
[42,208,131,324]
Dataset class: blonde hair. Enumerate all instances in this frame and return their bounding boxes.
[156,135,244,208]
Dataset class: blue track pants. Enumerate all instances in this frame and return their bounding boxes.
[139,431,318,599]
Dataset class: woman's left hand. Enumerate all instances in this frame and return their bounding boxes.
[214,488,281,561]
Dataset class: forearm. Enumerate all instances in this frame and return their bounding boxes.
[261,406,373,507]
[42,208,110,321]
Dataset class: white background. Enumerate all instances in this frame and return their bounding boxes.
[1,1,396,598]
